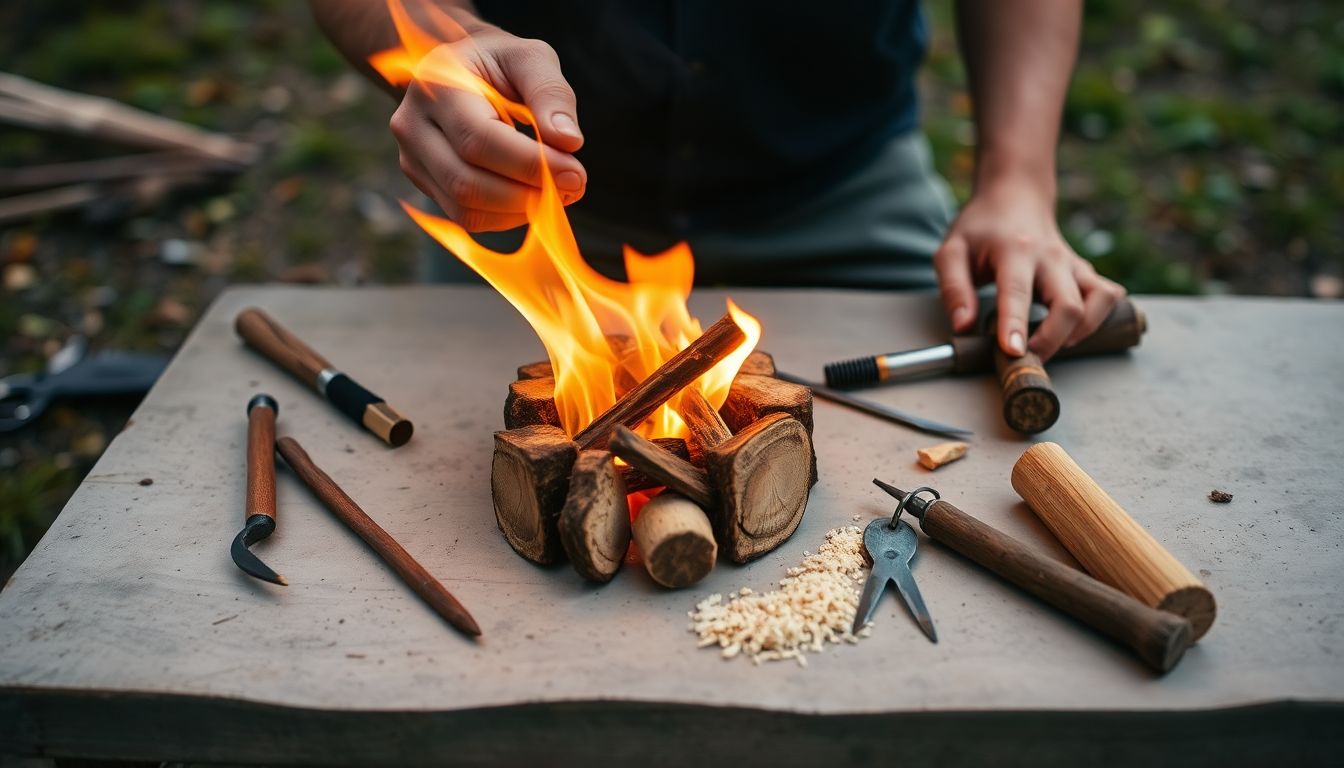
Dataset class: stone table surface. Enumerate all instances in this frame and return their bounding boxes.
[1,287,1341,765]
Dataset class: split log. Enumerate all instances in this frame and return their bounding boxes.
[504,377,561,429]
[491,425,577,565]
[559,450,630,583]
[705,412,813,563]
[573,312,746,450]
[632,492,717,588]
[739,350,776,377]
[618,437,691,493]
[676,389,732,467]
[917,441,968,470]
[721,373,817,486]
[608,426,715,509]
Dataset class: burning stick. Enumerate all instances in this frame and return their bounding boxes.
[558,450,630,583]
[678,391,812,563]
[632,493,718,589]
[608,426,716,509]
[571,313,746,450]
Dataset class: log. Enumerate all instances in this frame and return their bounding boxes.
[721,373,817,486]
[739,350,777,377]
[705,413,813,563]
[608,426,715,509]
[632,492,717,588]
[917,441,969,470]
[573,313,746,450]
[516,360,552,380]
[491,425,578,565]
[675,389,732,466]
[558,450,630,583]
[618,437,691,493]
[504,377,561,429]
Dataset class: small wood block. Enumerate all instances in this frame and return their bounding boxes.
[632,492,717,588]
[516,360,552,380]
[739,350,776,377]
[705,412,812,563]
[491,425,578,565]
[504,377,561,430]
[618,437,691,493]
[917,441,968,471]
[559,450,630,583]
[720,373,816,485]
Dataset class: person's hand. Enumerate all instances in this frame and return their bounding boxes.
[933,179,1126,361]
[389,24,586,231]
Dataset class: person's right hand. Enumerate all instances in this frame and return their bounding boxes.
[389,25,586,232]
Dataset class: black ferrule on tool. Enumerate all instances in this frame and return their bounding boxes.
[325,373,381,424]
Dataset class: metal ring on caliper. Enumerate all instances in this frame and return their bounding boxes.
[892,486,940,528]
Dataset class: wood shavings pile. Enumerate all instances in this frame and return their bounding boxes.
[688,525,871,666]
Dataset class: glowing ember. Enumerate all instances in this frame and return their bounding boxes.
[370,1,760,440]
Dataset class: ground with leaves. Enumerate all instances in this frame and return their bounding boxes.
[1,0,1340,578]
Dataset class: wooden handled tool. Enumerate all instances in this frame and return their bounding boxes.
[873,480,1193,673]
[230,394,286,585]
[235,307,412,447]
[276,436,480,638]
[1012,442,1216,640]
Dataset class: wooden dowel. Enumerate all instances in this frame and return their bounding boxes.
[608,426,715,509]
[573,313,746,450]
[235,307,331,386]
[276,436,481,638]
[1012,442,1216,639]
[918,498,1193,673]
[632,492,717,589]
[245,396,278,522]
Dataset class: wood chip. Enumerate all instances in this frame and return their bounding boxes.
[916,441,968,470]
[1209,489,1233,503]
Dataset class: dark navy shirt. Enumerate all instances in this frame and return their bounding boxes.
[476,1,927,233]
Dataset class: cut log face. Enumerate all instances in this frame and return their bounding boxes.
[559,450,630,583]
[721,373,817,486]
[632,492,717,589]
[504,377,561,430]
[491,425,577,565]
[706,412,812,563]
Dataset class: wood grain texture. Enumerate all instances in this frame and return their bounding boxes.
[573,313,746,450]
[720,373,817,486]
[1012,442,1216,640]
[275,436,480,637]
[916,441,968,471]
[504,377,562,430]
[619,437,690,493]
[705,413,812,563]
[234,307,331,387]
[558,450,630,583]
[920,498,1193,673]
[632,493,717,588]
[490,425,578,565]
[675,389,732,466]
[245,402,277,521]
[608,426,715,509]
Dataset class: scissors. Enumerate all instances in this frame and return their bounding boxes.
[0,336,169,432]
[851,485,939,642]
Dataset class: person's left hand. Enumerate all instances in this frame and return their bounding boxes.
[933,179,1126,361]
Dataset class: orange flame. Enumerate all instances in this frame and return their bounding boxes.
[372,1,760,439]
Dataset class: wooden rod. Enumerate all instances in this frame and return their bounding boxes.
[235,307,331,386]
[276,436,480,638]
[245,395,278,522]
[918,497,1193,673]
[573,313,746,450]
[632,492,717,589]
[1012,442,1216,640]
[608,426,715,509]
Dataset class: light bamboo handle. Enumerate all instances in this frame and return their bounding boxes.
[1011,442,1216,639]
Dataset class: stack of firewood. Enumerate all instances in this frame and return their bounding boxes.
[491,315,817,588]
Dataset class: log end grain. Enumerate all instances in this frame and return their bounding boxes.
[706,412,812,563]
[1158,585,1218,642]
[633,492,717,588]
[559,450,631,583]
[491,425,577,565]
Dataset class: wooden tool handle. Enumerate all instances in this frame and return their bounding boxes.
[275,436,481,637]
[994,347,1059,434]
[920,499,1193,673]
[949,298,1144,375]
[235,307,332,387]
[245,395,278,521]
[1012,442,1216,640]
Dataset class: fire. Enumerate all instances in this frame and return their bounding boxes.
[371,1,761,439]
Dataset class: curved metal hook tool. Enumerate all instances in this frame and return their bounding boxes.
[230,394,286,586]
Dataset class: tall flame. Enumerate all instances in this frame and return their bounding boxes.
[371,1,760,439]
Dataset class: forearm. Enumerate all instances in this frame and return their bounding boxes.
[955,0,1081,198]
[307,0,485,94]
